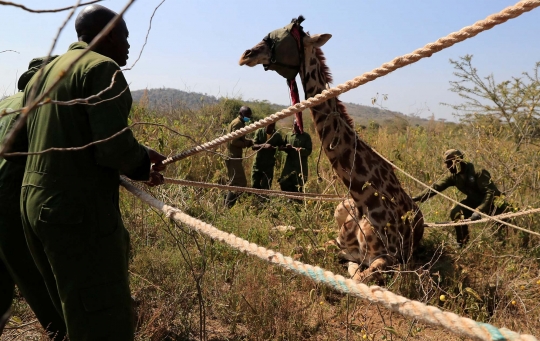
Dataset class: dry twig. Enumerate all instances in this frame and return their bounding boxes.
[0,0,137,156]
[0,0,101,13]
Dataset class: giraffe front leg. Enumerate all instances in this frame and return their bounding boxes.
[347,261,361,278]
[350,257,389,284]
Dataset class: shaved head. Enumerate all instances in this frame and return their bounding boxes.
[239,106,252,118]
[75,5,117,41]
[75,5,130,66]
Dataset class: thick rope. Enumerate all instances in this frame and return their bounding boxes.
[120,178,538,341]
[160,0,540,166]
[163,177,343,202]
[425,208,540,227]
[163,177,540,225]
[369,147,540,237]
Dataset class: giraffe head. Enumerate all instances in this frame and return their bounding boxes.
[238,16,332,80]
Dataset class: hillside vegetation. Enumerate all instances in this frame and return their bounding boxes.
[131,88,430,127]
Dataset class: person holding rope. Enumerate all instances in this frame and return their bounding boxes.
[6,5,167,340]
[251,122,285,193]
[224,106,254,208]
[278,119,312,194]
[0,57,67,339]
[412,149,509,247]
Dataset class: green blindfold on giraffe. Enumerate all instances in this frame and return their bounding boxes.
[263,22,303,80]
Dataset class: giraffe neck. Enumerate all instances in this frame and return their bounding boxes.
[298,46,355,142]
[298,46,416,227]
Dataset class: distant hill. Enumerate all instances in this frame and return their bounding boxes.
[132,88,219,111]
[131,88,428,126]
[342,101,429,127]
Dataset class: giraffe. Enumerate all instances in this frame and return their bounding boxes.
[239,16,424,282]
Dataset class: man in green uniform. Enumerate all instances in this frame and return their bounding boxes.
[10,5,166,340]
[0,57,66,340]
[224,106,254,208]
[412,149,508,246]
[278,120,312,193]
[251,122,285,190]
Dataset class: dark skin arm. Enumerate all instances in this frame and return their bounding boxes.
[252,143,275,151]
[278,144,293,151]
[145,148,167,187]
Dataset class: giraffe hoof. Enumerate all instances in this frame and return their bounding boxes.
[347,262,361,278]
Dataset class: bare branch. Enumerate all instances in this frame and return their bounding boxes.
[0,0,102,13]
[3,122,196,157]
[24,0,84,111]
[124,0,166,71]
[0,75,127,118]
[0,0,137,156]
[0,0,166,119]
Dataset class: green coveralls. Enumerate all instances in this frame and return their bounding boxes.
[0,93,66,339]
[17,42,150,341]
[224,117,252,207]
[278,132,312,193]
[226,116,251,187]
[413,161,508,245]
[251,128,285,190]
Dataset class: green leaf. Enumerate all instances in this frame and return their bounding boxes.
[465,287,483,302]
[383,326,399,337]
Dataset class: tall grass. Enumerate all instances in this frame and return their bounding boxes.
[6,101,540,340]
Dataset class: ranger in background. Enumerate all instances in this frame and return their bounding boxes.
[251,122,284,191]
[224,106,254,208]
[412,149,509,247]
[278,119,312,194]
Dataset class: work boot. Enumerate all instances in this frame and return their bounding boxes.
[455,225,470,247]
[0,307,11,337]
[224,192,238,209]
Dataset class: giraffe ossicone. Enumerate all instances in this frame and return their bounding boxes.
[239,16,425,282]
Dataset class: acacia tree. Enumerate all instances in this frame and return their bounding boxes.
[447,55,540,150]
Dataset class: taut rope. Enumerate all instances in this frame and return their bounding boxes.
[121,178,538,341]
[159,0,540,166]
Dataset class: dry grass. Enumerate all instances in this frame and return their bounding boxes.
[7,102,540,340]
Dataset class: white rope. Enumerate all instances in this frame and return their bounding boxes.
[160,0,540,165]
[162,178,540,227]
[121,178,538,341]
[163,177,343,202]
[425,208,540,227]
[369,148,540,236]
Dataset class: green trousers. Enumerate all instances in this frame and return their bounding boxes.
[0,183,66,339]
[225,159,247,208]
[20,183,134,341]
[251,168,274,190]
[225,159,247,187]
[450,197,509,246]
[278,172,304,193]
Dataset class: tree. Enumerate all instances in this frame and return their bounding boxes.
[446,55,540,150]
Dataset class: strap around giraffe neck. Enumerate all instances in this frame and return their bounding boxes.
[288,78,304,134]
[288,24,304,134]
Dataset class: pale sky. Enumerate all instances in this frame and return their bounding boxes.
[1,0,539,121]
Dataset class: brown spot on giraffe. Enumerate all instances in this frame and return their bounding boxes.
[310,68,317,81]
[342,131,352,145]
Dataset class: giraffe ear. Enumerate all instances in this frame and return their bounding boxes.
[303,34,332,48]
